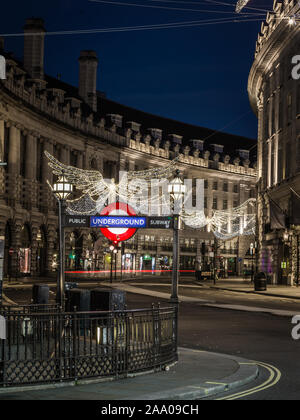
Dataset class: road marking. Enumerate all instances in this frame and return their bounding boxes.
[216,361,281,400]
[206,381,228,386]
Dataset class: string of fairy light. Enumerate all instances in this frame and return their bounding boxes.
[46,152,256,240]
[2,0,299,38]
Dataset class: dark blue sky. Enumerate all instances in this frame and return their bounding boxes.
[0,0,274,139]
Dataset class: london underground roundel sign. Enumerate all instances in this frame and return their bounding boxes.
[99,202,139,243]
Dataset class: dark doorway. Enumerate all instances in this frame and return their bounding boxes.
[36,226,47,276]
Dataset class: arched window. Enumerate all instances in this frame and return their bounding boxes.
[90,158,98,170]
[21,224,31,248]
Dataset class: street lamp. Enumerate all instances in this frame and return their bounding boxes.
[109,244,115,284]
[51,174,73,309]
[113,248,118,281]
[250,243,254,283]
[168,170,186,304]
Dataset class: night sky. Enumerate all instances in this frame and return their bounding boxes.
[0,0,274,139]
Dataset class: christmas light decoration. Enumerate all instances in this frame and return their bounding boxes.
[45,151,179,215]
[46,152,256,239]
[236,0,251,13]
[182,198,256,239]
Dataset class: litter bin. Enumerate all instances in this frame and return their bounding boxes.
[32,284,49,304]
[254,272,267,292]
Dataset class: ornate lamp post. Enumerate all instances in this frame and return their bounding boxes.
[51,174,73,309]
[168,170,186,304]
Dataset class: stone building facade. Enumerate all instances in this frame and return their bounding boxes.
[248,0,300,285]
[0,18,256,280]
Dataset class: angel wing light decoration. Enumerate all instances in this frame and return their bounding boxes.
[236,0,251,13]
[45,151,178,215]
[182,198,256,240]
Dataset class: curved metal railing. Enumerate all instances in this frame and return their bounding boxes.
[0,305,178,387]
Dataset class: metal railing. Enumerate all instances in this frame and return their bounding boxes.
[0,304,61,315]
[0,305,177,387]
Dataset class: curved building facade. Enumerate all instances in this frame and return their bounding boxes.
[0,18,256,280]
[248,0,300,285]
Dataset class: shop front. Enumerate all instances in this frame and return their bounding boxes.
[140,254,156,273]
[19,224,32,276]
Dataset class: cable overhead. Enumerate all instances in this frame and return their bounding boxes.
[89,0,265,15]
[0,16,267,38]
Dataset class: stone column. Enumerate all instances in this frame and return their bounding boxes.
[257,97,264,182]
[0,119,4,162]
[25,132,37,180]
[8,124,21,175]
[0,120,5,200]
[24,132,38,209]
[8,124,21,205]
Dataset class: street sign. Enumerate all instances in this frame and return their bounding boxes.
[62,210,176,244]
[147,217,173,229]
[63,215,90,227]
[99,202,139,243]
[90,216,147,229]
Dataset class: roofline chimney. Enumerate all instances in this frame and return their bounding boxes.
[78,50,98,112]
[23,18,46,80]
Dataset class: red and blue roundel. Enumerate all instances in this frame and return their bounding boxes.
[99,202,139,243]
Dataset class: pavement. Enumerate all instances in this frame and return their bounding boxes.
[5,275,300,302]
[1,275,295,400]
[0,276,262,401]
[0,347,258,400]
[207,278,300,300]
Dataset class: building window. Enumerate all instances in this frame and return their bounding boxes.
[233,200,238,208]
[70,150,77,167]
[20,133,27,178]
[36,140,43,182]
[204,180,208,189]
[54,144,61,160]
[212,144,224,154]
[213,181,218,191]
[237,149,250,160]
[223,182,228,192]
[213,198,218,210]
[3,126,9,172]
[233,184,238,193]
[223,200,228,210]
[90,158,98,170]
[103,161,114,179]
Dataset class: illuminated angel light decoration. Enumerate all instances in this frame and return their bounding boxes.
[45,151,178,215]
[46,152,256,239]
[235,0,251,13]
[182,198,256,240]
